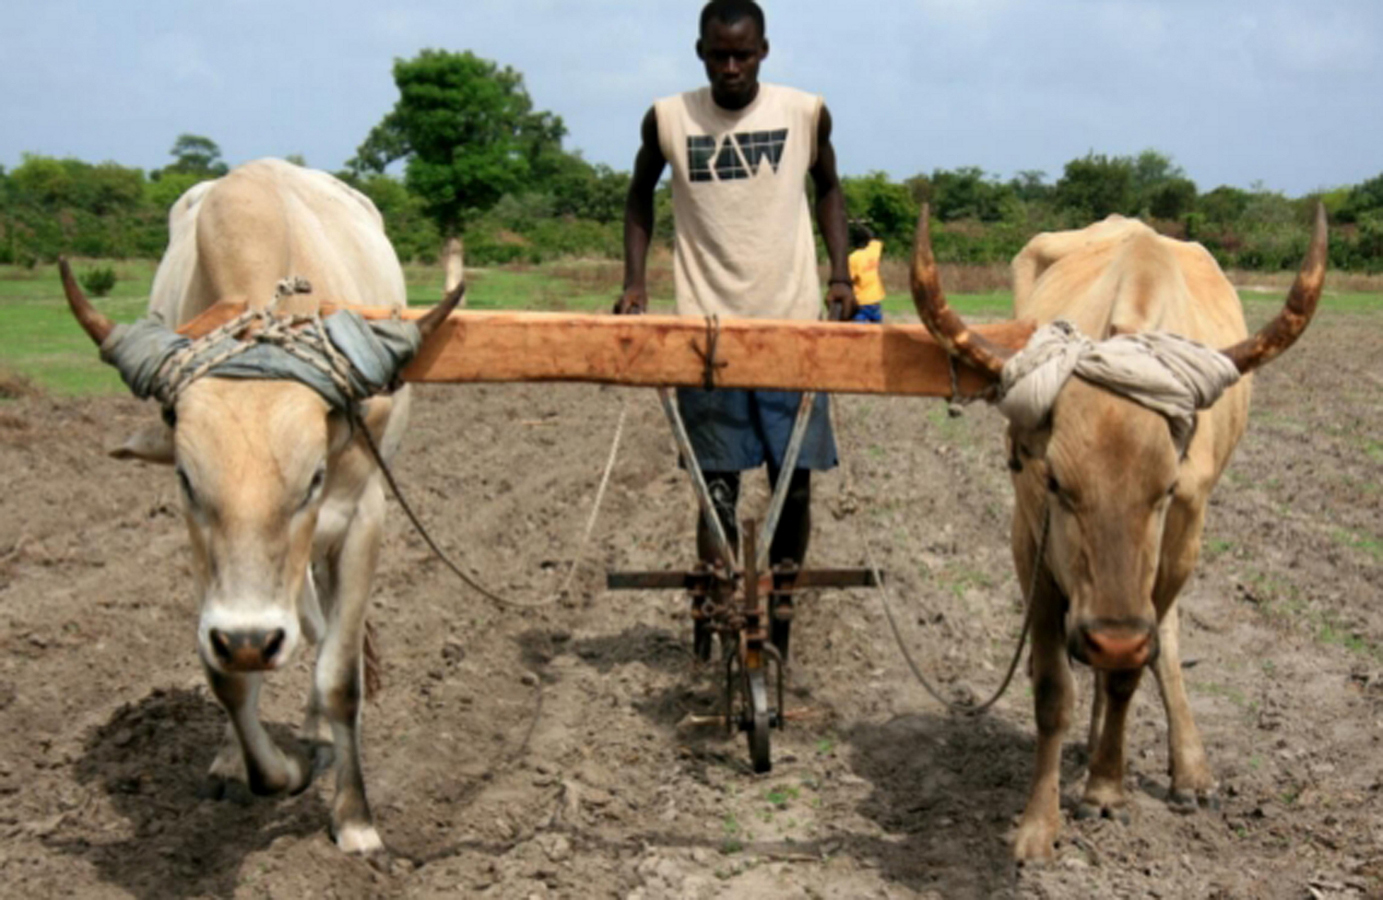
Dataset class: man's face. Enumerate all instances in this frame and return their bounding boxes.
[697,16,768,109]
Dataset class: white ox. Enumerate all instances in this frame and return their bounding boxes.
[910,207,1326,861]
[62,159,459,853]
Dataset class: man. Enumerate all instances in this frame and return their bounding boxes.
[618,0,856,658]
[848,222,886,323]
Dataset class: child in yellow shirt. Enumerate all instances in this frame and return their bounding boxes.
[848,224,885,322]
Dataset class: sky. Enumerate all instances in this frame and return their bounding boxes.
[3,0,1380,196]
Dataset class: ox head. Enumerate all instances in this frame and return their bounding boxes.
[60,262,462,675]
[910,206,1327,671]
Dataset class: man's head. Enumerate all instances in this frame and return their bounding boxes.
[697,1,768,111]
[850,221,876,250]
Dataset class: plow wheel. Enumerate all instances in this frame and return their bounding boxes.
[746,667,773,774]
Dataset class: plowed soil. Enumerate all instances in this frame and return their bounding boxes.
[1,304,1381,899]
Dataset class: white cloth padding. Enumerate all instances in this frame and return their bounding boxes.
[996,320,1241,449]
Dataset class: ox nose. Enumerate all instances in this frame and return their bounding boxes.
[208,628,286,671]
[1074,622,1156,670]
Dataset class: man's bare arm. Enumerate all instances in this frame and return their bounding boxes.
[618,107,668,314]
[810,105,856,320]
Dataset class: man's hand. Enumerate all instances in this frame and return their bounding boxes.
[825,280,857,322]
[614,285,649,315]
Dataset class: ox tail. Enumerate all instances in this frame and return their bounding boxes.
[364,620,382,700]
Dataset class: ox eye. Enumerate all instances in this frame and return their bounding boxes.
[1046,474,1061,495]
[176,467,198,506]
[302,465,327,508]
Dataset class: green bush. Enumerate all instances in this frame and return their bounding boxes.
[80,265,117,297]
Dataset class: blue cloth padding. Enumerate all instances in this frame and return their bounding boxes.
[99,310,423,412]
[99,319,193,401]
[675,388,838,472]
[852,303,883,323]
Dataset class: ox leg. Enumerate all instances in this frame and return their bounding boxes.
[314,483,384,855]
[1086,670,1106,758]
[298,566,335,772]
[1152,604,1219,810]
[1013,569,1073,863]
[204,667,310,797]
[1078,667,1142,823]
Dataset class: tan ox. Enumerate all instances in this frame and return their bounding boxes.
[910,207,1326,861]
[62,159,459,854]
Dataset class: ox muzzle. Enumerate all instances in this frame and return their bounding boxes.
[199,610,301,674]
[1068,618,1159,671]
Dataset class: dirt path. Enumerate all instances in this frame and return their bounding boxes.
[1,310,1380,899]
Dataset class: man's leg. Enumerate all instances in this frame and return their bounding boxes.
[766,465,811,659]
[697,471,741,566]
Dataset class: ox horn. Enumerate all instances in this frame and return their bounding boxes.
[414,280,465,343]
[59,258,116,345]
[1221,203,1328,374]
[910,205,1012,380]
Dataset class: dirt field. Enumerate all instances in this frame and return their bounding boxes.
[1,303,1381,900]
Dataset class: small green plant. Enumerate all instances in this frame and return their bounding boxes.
[1333,527,1383,560]
[721,813,743,853]
[80,265,117,298]
[1204,538,1234,560]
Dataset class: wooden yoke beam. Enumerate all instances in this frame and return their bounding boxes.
[178,305,1033,398]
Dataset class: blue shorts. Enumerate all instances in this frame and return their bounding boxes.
[853,304,883,323]
[676,389,838,472]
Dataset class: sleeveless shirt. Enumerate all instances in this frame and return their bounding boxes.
[655,84,823,321]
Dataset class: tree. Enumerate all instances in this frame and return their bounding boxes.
[350,49,568,284]
[1055,153,1134,220]
[929,166,1012,222]
[1343,172,1383,224]
[1198,186,1251,224]
[1130,150,1182,198]
[842,172,917,248]
[1009,170,1052,204]
[158,134,228,179]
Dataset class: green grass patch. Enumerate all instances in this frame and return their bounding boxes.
[882,290,1012,319]
[1204,538,1235,561]
[1199,681,1248,708]
[1333,527,1383,561]
[938,562,995,599]
[1239,289,1383,314]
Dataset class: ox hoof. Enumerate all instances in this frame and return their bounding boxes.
[1075,801,1130,825]
[1012,819,1059,864]
[198,777,253,806]
[1169,787,1220,813]
[334,823,385,856]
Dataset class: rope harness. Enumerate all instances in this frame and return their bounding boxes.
[112,278,627,613]
[834,400,1044,715]
[856,318,1240,714]
[357,396,629,611]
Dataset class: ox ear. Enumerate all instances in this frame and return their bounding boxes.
[327,396,399,459]
[1005,422,1051,473]
[109,422,175,465]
